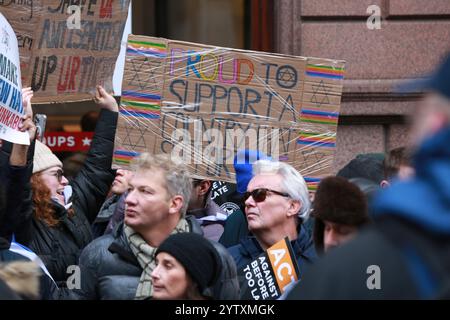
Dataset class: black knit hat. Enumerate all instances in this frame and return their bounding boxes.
[155,233,222,294]
[313,176,370,253]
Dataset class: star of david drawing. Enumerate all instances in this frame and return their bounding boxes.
[121,124,148,149]
[128,58,160,91]
[310,80,331,106]
[121,125,134,148]
[134,124,149,149]
[312,152,328,170]
[299,149,326,169]
[276,66,297,89]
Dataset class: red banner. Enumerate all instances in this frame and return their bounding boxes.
[42,132,94,152]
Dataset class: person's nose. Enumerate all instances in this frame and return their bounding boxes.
[245,193,257,208]
[60,176,69,186]
[324,228,339,251]
[125,189,137,206]
[151,265,161,280]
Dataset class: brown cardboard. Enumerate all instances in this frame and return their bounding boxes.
[0,0,130,103]
[113,35,345,191]
[0,1,36,84]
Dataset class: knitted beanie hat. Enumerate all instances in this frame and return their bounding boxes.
[155,233,222,294]
[33,140,63,174]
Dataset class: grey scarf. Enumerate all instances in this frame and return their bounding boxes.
[124,218,190,300]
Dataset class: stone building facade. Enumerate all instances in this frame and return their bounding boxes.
[274,0,450,171]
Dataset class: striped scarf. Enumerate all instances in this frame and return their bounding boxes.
[124,218,190,300]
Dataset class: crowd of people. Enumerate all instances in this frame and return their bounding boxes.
[1,53,450,300]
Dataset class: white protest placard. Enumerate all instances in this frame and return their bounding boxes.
[0,13,27,145]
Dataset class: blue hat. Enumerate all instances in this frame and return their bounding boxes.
[234,150,271,194]
[397,53,450,100]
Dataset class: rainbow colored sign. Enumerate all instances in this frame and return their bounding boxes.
[113,35,346,191]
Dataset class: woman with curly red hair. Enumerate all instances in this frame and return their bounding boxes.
[10,86,118,293]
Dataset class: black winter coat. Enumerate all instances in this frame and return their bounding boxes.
[286,217,450,299]
[14,109,117,287]
[0,143,35,240]
[0,156,59,299]
[74,222,142,300]
[74,217,240,300]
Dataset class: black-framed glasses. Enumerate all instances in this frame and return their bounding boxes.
[243,188,290,203]
[43,169,64,183]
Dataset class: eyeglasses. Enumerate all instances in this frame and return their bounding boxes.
[243,188,290,203]
[43,169,64,183]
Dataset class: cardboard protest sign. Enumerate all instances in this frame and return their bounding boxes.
[113,35,345,190]
[239,237,299,300]
[0,1,35,86]
[0,13,28,145]
[0,0,130,103]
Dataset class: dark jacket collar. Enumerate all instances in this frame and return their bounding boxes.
[96,194,120,221]
[239,224,316,261]
[108,222,138,265]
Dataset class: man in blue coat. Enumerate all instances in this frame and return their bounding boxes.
[287,53,450,300]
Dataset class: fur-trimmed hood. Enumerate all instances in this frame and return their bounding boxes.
[0,261,41,299]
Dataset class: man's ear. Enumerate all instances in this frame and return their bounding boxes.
[380,180,390,189]
[287,199,301,218]
[169,195,184,215]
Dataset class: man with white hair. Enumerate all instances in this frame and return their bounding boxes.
[228,160,316,271]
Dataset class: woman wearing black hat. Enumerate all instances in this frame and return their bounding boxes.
[151,233,222,300]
